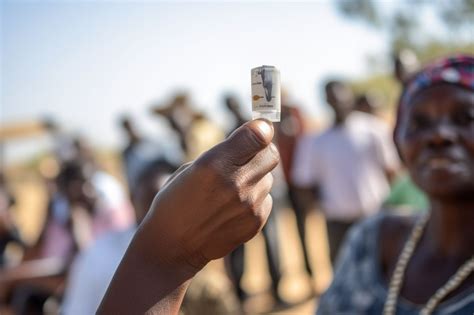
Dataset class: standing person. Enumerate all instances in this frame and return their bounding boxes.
[152,92,224,161]
[118,115,146,190]
[318,55,474,314]
[292,80,399,266]
[118,115,183,192]
[224,94,247,129]
[275,90,314,279]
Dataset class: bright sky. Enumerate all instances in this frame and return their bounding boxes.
[1,0,389,164]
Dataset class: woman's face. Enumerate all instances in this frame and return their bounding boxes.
[396,83,474,198]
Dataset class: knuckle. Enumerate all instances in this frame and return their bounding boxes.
[219,178,244,208]
[242,197,257,215]
[264,173,274,188]
[268,143,280,166]
[223,176,241,195]
[254,174,273,198]
[194,155,221,181]
[232,174,246,192]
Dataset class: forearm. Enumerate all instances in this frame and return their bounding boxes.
[97,226,198,314]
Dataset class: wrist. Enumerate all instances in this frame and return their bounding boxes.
[98,228,198,314]
[133,218,208,278]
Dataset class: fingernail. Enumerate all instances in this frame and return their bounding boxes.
[254,119,273,139]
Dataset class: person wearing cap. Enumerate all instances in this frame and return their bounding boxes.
[118,114,183,192]
[151,92,224,161]
[317,55,474,314]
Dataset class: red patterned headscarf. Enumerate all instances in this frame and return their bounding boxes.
[395,54,474,137]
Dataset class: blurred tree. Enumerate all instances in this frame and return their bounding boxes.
[335,0,474,115]
[350,40,473,118]
[337,0,380,26]
[335,0,473,50]
[413,41,474,63]
[438,0,474,28]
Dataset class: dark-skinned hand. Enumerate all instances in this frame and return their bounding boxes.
[137,118,279,270]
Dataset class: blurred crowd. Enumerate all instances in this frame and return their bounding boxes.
[0,50,451,315]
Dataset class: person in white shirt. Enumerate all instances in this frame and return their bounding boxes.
[291,80,399,265]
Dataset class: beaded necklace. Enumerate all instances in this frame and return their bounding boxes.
[383,214,474,315]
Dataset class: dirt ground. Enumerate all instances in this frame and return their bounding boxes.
[229,208,331,314]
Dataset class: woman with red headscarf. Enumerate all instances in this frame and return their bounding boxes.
[317,55,474,314]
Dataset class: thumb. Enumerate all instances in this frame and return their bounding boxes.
[220,119,274,166]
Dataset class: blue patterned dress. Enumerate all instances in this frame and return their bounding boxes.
[317,213,474,315]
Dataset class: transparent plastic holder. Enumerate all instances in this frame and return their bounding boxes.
[251,65,281,122]
[252,110,280,122]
